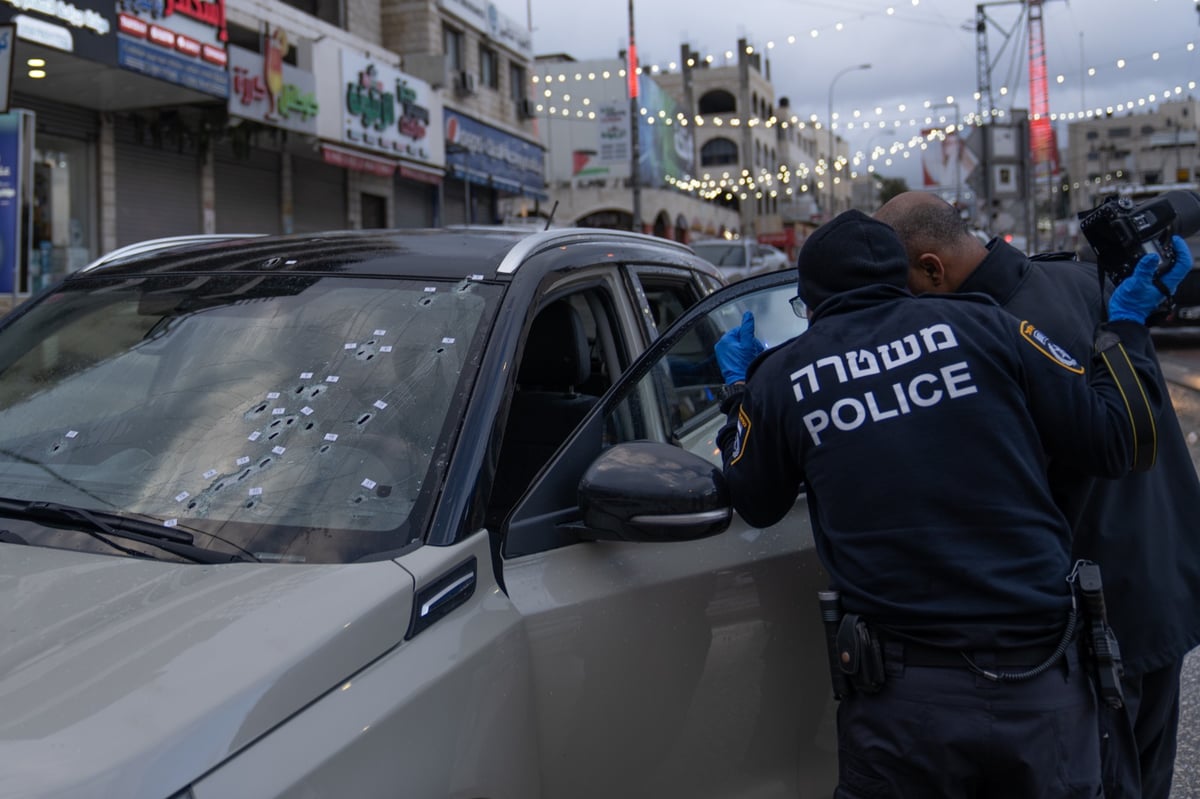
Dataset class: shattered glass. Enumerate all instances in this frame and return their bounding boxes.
[0,273,499,563]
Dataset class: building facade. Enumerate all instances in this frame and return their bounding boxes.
[0,0,545,295]
[1065,97,1200,217]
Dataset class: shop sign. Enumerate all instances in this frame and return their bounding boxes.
[0,0,117,64]
[340,52,436,166]
[117,0,227,97]
[439,0,530,58]
[444,108,544,197]
[321,143,394,177]
[0,110,31,294]
[228,32,316,135]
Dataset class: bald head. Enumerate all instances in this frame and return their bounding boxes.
[874,192,988,294]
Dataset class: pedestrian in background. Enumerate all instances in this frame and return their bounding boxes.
[876,191,1200,799]
[713,209,1191,797]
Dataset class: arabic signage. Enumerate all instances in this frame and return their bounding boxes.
[340,51,436,167]
[228,32,316,135]
[439,0,531,58]
[0,0,116,64]
[444,108,544,197]
[117,0,227,97]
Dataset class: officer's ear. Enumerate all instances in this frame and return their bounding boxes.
[907,253,949,295]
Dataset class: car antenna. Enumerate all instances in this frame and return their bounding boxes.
[544,201,559,231]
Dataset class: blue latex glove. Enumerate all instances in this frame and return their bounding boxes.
[1108,235,1195,323]
[715,310,766,384]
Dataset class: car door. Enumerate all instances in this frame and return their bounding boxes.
[499,270,838,799]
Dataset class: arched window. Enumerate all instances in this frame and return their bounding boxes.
[700,138,739,167]
[698,89,736,115]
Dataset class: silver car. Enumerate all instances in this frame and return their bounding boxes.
[691,238,791,283]
[0,227,834,798]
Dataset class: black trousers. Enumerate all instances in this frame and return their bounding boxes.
[1100,657,1185,799]
[834,647,1102,799]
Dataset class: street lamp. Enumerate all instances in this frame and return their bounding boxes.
[827,63,872,219]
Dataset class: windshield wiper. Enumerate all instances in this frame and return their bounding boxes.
[0,498,257,563]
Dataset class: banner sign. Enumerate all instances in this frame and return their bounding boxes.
[0,110,30,293]
[228,31,317,134]
[444,108,544,197]
[438,0,531,57]
[117,0,227,97]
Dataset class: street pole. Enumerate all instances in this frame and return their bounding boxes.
[827,63,871,219]
[627,0,642,233]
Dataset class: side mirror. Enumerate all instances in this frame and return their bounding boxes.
[577,441,731,542]
[750,255,765,267]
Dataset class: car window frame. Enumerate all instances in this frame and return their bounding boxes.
[501,268,800,558]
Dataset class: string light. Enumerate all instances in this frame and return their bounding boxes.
[528,15,1198,201]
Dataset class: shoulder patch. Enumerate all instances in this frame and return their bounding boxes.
[728,405,751,466]
[1019,321,1084,374]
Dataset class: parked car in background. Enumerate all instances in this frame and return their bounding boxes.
[0,227,834,798]
[691,237,790,282]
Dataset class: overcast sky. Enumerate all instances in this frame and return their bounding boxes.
[493,0,1199,183]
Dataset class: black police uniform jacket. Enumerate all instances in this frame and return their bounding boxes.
[718,282,1163,651]
[959,239,1200,675]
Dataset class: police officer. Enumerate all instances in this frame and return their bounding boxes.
[876,191,1200,799]
[713,209,1192,798]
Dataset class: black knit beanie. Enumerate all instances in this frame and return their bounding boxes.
[796,209,910,308]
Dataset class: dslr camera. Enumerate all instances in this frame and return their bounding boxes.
[1078,190,1200,288]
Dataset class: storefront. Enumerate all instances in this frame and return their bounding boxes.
[0,0,120,289]
[317,50,443,227]
[221,26,320,234]
[112,0,229,245]
[443,108,544,226]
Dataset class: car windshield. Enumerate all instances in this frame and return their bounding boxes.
[691,241,747,266]
[0,272,499,564]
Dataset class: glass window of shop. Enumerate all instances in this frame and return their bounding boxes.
[32,136,96,291]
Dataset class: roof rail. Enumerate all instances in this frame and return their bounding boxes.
[495,228,693,275]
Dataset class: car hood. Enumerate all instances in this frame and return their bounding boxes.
[0,543,414,799]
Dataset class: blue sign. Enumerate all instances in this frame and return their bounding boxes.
[444,109,544,198]
[0,112,20,293]
[118,34,227,98]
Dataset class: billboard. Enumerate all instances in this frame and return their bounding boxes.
[636,76,694,187]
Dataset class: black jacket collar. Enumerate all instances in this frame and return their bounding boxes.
[956,238,1032,305]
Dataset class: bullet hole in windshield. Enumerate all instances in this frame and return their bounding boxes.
[295,385,306,395]
[49,442,62,454]
[259,457,272,468]
[214,481,225,492]
[319,444,331,454]
[186,500,197,510]
[268,431,280,441]
[245,499,258,509]
[284,416,296,426]
[246,402,269,418]
[304,422,314,431]
[376,484,392,498]
[419,297,433,307]
[435,347,445,354]
[353,495,364,504]
[237,469,251,481]
[357,413,372,426]
[270,419,282,428]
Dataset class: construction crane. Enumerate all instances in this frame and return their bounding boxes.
[1027,0,1060,178]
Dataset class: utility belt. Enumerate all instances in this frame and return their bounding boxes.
[817,560,1124,706]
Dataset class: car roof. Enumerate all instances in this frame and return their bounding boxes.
[75,227,717,287]
[80,234,265,272]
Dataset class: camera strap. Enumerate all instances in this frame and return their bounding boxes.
[1093,329,1158,472]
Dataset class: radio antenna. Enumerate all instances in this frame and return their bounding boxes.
[544,201,559,231]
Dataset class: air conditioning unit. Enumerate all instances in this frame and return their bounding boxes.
[455,71,477,96]
[518,97,537,119]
